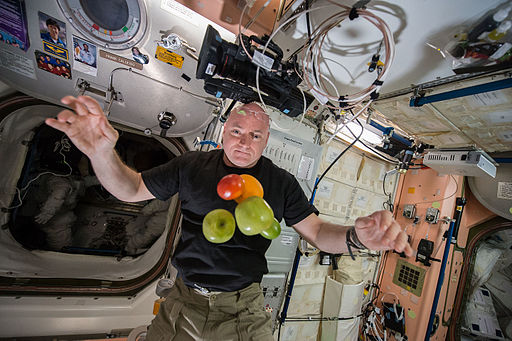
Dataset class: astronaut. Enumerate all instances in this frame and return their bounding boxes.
[124,198,171,255]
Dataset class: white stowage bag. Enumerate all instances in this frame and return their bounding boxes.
[321,276,365,341]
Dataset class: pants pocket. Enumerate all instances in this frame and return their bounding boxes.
[146,295,184,341]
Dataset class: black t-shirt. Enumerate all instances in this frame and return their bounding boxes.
[142,149,318,291]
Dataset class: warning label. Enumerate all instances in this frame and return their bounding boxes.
[155,46,183,69]
[497,182,512,200]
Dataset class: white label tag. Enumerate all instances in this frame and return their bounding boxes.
[297,155,314,180]
[160,0,199,26]
[205,63,216,76]
[497,182,512,200]
[252,50,274,71]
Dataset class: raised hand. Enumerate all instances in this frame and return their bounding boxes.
[45,96,119,159]
[354,210,414,257]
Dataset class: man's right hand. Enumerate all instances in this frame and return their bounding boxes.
[45,96,119,159]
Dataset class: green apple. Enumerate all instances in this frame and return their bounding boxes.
[235,196,274,236]
[260,217,281,240]
[202,209,236,243]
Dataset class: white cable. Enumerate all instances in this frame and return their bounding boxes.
[326,100,372,144]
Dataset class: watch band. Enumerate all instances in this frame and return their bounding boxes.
[346,226,367,260]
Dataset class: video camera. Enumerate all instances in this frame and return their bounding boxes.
[196,25,313,117]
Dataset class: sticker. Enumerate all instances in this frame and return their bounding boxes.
[131,46,149,64]
[99,50,142,70]
[408,187,415,194]
[408,310,416,319]
[42,41,68,60]
[0,48,35,78]
[205,62,216,75]
[160,0,199,27]
[432,202,441,209]
[317,180,334,199]
[38,12,67,48]
[0,0,29,51]
[497,182,512,200]
[297,155,314,180]
[35,50,71,79]
[155,45,183,68]
[72,36,97,76]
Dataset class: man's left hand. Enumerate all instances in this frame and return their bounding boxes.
[354,210,413,257]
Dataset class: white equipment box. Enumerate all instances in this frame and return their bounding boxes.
[423,150,497,178]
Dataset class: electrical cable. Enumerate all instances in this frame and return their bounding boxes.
[413,175,459,205]
[238,2,395,112]
[311,116,364,200]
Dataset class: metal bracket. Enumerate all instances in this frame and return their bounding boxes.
[75,78,123,116]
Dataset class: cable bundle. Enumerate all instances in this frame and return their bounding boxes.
[239,1,396,114]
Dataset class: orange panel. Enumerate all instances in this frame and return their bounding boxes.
[379,168,463,341]
[175,0,280,36]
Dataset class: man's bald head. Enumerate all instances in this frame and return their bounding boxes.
[221,102,270,168]
[226,102,270,131]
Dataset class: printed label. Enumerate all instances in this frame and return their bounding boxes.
[497,182,512,200]
[0,48,35,79]
[155,45,184,68]
[99,50,142,70]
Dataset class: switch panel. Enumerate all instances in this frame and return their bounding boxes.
[402,204,416,219]
[261,273,287,331]
[425,207,440,224]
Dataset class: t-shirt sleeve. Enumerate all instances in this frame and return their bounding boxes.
[283,175,319,226]
[141,156,181,201]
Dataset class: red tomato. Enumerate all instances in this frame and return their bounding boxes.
[217,174,244,200]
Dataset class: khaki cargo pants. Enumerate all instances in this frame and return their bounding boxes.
[146,278,274,340]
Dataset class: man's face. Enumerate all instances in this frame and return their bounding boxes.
[83,44,88,52]
[222,103,270,168]
[48,24,59,40]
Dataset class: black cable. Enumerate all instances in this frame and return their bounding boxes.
[382,170,390,197]
[311,120,364,200]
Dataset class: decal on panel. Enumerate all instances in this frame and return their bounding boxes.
[73,36,97,76]
[35,50,71,79]
[131,46,148,64]
[0,0,29,51]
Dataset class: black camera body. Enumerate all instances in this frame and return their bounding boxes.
[196,25,313,118]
